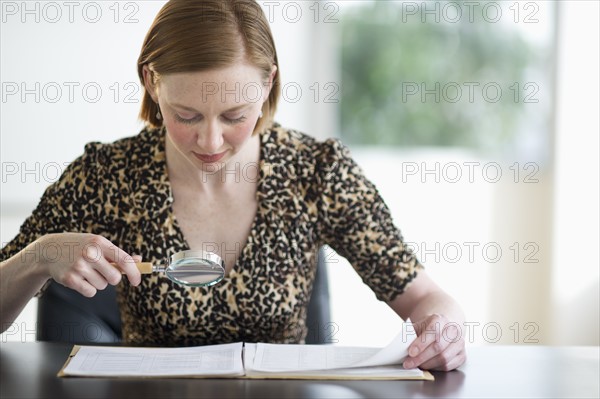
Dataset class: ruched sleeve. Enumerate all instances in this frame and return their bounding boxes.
[315,139,423,302]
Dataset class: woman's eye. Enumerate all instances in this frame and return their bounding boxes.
[173,113,247,125]
[174,114,201,124]
[224,115,247,124]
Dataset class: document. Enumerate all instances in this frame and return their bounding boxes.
[60,342,245,378]
[59,326,433,380]
[242,325,426,379]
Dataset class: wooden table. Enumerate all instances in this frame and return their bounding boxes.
[1,342,598,398]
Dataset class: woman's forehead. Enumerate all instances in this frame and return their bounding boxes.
[160,65,265,108]
[161,64,263,87]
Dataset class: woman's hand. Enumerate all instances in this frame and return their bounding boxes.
[35,233,142,297]
[403,313,466,371]
[387,271,466,371]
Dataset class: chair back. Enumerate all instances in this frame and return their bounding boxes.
[37,248,331,344]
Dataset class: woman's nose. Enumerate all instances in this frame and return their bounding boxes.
[196,121,224,153]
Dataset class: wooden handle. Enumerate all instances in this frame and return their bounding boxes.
[110,262,154,274]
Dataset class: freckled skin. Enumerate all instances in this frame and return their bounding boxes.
[153,63,271,175]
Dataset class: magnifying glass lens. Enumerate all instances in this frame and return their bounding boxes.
[112,250,226,287]
[166,257,225,287]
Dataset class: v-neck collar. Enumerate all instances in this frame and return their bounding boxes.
[148,124,277,280]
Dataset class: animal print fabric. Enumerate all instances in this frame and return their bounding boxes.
[1,122,422,345]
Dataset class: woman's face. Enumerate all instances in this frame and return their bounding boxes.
[146,63,274,172]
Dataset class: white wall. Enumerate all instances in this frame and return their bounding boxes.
[551,0,599,345]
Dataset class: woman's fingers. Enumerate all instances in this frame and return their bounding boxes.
[59,270,98,298]
[80,267,110,291]
[42,233,142,296]
[404,332,451,369]
[404,314,465,370]
[418,344,466,371]
[83,235,141,286]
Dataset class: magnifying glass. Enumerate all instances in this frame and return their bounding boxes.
[113,250,225,287]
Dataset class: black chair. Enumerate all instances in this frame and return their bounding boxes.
[37,248,331,344]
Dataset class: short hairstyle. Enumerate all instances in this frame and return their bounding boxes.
[137,0,280,134]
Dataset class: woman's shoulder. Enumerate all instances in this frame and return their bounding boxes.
[82,125,161,155]
[259,122,361,193]
[77,126,164,170]
[52,126,165,199]
[263,122,350,164]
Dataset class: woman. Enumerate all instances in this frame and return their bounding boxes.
[0,0,466,371]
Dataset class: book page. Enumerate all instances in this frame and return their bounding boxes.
[349,324,417,368]
[244,342,424,379]
[248,343,377,372]
[246,325,418,374]
[61,342,244,377]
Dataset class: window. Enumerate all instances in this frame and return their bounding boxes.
[326,1,558,346]
[339,1,554,161]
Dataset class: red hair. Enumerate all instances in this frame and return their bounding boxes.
[137,0,280,134]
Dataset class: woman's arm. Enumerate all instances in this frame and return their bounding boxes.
[387,270,467,371]
[310,137,466,370]
[0,233,141,333]
[0,244,51,331]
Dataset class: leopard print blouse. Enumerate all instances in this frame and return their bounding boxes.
[1,122,422,346]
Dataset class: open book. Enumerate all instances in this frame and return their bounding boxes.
[58,326,433,381]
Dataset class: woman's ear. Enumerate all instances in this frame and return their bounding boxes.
[142,65,159,103]
[263,64,278,102]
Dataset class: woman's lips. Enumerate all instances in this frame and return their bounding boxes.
[193,151,226,163]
